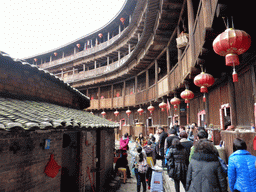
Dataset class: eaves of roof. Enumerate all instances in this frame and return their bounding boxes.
[0,97,118,131]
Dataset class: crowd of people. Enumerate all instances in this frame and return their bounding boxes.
[115,122,256,192]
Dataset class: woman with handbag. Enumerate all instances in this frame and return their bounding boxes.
[166,138,189,192]
[134,146,147,192]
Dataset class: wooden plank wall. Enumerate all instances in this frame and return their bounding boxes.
[234,67,254,127]
[208,82,229,127]
[221,131,256,162]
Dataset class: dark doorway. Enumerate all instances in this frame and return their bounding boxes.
[61,132,80,192]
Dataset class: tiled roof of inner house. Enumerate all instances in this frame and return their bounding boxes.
[0,51,90,102]
[0,97,118,131]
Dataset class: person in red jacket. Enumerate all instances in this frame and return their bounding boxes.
[120,133,129,151]
[119,133,131,178]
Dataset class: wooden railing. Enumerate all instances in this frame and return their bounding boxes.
[158,75,169,97]
[148,84,156,101]
[40,32,124,69]
[136,89,148,105]
[113,97,124,108]
[63,54,131,83]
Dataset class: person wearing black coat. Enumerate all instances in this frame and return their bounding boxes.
[166,138,189,192]
[186,139,227,192]
[157,127,168,167]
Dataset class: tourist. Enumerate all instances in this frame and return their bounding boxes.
[158,127,168,167]
[114,152,131,178]
[119,133,129,152]
[134,146,147,192]
[186,139,227,192]
[179,132,193,157]
[143,141,155,190]
[154,128,160,143]
[179,126,186,134]
[228,138,256,192]
[173,120,180,135]
[164,128,179,154]
[188,129,217,162]
[166,138,189,192]
[136,133,147,147]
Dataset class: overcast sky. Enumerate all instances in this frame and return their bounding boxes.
[0,0,126,59]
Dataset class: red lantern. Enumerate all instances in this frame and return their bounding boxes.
[98,33,103,38]
[76,43,80,48]
[213,28,251,82]
[120,17,125,25]
[159,101,167,112]
[54,52,57,56]
[194,72,215,93]
[170,97,181,111]
[126,109,131,117]
[114,110,119,117]
[180,89,194,108]
[101,111,106,117]
[147,104,155,114]
[138,108,144,115]
[34,58,37,62]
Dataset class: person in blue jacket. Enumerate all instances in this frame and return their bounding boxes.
[228,138,256,192]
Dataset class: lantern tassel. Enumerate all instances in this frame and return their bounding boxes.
[187,103,189,108]
[232,67,238,82]
[203,93,206,102]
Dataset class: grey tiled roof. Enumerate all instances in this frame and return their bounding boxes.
[0,51,90,102]
[0,97,119,131]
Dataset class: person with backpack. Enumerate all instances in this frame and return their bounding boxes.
[134,146,147,192]
[143,141,155,190]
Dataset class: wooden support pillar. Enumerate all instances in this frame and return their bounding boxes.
[111,84,114,108]
[107,57,110,65]
[83,64,85,72]
[177,28,182,64]
[119,25,121,35]
[166,47,170,93]
[138,33,141,41]
[108,32,110,40]
[91,40,93,48]
[62,52,65,58]
[228,76,237,127]
[202,0,212,29]
[98,87,101,108]
[187,0,195,64]
[123,81,126,106]
[135,76,138,96]
[128,44,131,54]
[50,56,52,62]
[61,70,64,79]
[155,60,159,97]
[118,51,121,61]
[86,89,89,97]
[205,93,210,127]
[94,60,97,69]
[74,47,76,54]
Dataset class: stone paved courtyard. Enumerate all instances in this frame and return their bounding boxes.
[115,140,185,192]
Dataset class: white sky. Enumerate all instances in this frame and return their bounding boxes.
[0,0,126,59]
